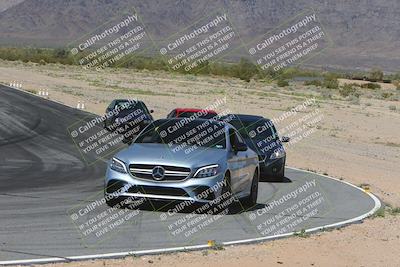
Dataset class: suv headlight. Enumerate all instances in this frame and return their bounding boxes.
[270,148,286,159]
[258,155,266,162]
[194,164,220,178]
[110,158,127,173]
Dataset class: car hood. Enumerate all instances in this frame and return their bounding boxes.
[114,143,227,169]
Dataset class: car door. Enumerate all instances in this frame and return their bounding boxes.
[234,129,255,193]
[227,128,250,194]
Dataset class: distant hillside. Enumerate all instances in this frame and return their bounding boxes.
[0,0,25,12]
[0,0,399,71]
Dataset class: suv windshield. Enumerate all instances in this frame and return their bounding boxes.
[178,111,216,119]
[135,120,226,149]
[115,101,150,115]
[229,119,277,141]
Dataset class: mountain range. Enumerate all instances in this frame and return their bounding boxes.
[0,0,399,71]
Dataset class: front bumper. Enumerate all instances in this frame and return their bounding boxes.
[105,167,225,203]
[259,157,285,178]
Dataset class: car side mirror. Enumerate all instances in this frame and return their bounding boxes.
[234,142,248,152]
[281,136,290,143]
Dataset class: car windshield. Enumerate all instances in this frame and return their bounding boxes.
[178,111,216,119]
[228,119,277,141]
[115,101,150,114]
[135,120,226,149]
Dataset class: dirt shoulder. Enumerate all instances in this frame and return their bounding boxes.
[40,216,400,267]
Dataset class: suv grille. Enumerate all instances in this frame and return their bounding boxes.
[129,164,191,181]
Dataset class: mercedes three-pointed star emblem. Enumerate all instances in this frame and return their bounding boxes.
[152,166,165,181]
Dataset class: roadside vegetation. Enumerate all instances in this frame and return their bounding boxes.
[0,47,322,82]
[372,205,400,218]
[294,229,310,238]
[1,47,399,106]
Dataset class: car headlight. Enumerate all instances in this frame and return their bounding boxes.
[270,148,286,159]
[193,164,220,178]
[258,155,266,162]
[110,158,127,173]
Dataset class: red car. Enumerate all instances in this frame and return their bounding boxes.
[166,108,217,119]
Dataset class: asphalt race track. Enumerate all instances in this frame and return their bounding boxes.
[0,85,380,265]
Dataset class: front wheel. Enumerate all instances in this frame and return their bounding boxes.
[220,172,232,196]
[244,169,259,207]
[273,167,285,182]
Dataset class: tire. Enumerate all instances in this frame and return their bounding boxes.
[274,167,285,182]
[106,198,118,208]
[214,172,234,209]
[244,169,259,207]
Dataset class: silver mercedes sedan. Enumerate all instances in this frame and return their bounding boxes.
[105,118,259,207]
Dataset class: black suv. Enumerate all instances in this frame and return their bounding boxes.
[104,99,154,141]
[221,114,289,181]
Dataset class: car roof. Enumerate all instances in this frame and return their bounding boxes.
[221,114,268,122]
[114,99,144,104]
[155,118,226,126]
[173,108,217,114]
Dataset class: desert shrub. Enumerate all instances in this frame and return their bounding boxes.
[320,90,332,99]
[231,58,259,82]
[381,92,393,99]
[389,105,396,111]
[348,95,360,105]
[209,62,235,77]
[323,77,339,89]
[393,81,400,90]
[348,82,361,87]
[339,84,357,97]
[277,79,289,87]
[279,67,321,80]
[389,95,400,101]
[361,83,381,89]
[369,68,384,81]
[304,80,322,87]
[0,47,74,65]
